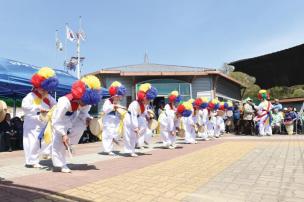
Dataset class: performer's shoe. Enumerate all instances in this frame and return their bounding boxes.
[108,152,116,156]
[130,153,138,157]
[33,164,43,168]
[61,166,71,173]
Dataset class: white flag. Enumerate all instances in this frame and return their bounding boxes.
[66,25,75,42]
[77,29,86,41]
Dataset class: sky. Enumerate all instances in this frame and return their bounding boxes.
[1,0,304,76]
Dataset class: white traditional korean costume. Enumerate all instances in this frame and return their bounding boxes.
[22,92,56,165]
[123,100,148,154]
[182,114,196,144]
[102,99,121,153]
[51,96,91,168]
[158,109,178,147]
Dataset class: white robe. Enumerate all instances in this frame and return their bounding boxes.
[183,114,196,144]
[207,110,217,138]
[123,101,148,154]
[22,92,56,165]
[102,99,121,153]
[255,100,273,136]
[214,116,225,137]
[197,108,209,139]
[158,110,177,147]
[51,96,91,167]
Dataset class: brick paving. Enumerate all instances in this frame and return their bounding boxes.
[1,134,304,201]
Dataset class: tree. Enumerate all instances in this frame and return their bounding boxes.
[292,89,304,97]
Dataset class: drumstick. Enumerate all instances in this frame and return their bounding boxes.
[67,145,73,158]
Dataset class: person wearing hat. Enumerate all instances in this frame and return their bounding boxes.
[51,75,101,173]
[206,99,220,139]
[123,83,157,157]
[193,97,210,140]
[243,97,256,135]
[158,101,192,149]
[22,67,58,168]
[164,91,181,114]
[102,81,127,155]
[254,90,273,136]
[182,99,197,144]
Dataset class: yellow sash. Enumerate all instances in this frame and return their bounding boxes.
[43,106,56,144]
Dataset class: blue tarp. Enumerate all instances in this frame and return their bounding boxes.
[0,57,109,99]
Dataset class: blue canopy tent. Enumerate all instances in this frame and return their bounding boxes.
[0,58,109,115]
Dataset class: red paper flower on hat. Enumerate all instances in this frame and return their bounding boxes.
[71,80,86,99]
[31,74,45,88]
[137,91,146,101]
[109,86,117,96]
[177,104,186,114]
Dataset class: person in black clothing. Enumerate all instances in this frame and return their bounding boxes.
[0,113,17,152]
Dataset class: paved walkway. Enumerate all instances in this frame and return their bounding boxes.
[1,134,304,202]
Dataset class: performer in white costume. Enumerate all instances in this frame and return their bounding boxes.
[193,97,209,140]
[159,101,193,148]
[102,81,126,155]
[123,83,157,157]
[254,90,273,136]
[51,75,101,173]
[206,99,220,139]
[183,99,197,144]
[136,109,154,148]
[159,91,182,147]
[214,102,228,137]
[22,67,58,168]
[164,91,181,113]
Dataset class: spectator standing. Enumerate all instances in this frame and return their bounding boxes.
[272,99,283,111]
[243,98,256,135]
[233,102,241,135]
[271,109,283,134]
[284,106,297,135]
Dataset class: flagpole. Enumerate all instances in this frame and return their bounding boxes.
[76,16,81,79]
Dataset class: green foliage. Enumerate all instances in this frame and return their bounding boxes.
[0,97,22,107]
[228,71,304,100]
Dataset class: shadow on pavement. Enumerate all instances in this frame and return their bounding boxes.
[153,146,183,149]
[0,177,91,201]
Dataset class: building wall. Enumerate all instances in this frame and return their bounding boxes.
[216,77,241,101]
[191,76,213,99]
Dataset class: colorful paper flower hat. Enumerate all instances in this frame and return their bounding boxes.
[168,91,182,103]
[219,101,229,110]
[194,97,209,109]
[177,101,193,117]
[108,81,127,97]
[137,83,158,101]
[71,75,101,105]
[227,101,234,110]
[31,67,59,92]
[208,99,220,110]
[258,89,269,100]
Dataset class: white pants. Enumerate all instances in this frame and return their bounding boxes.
[184,130,196,143]
[41,141,52,155]
[137,128,153,147]
[102,126,119,153]
[52,121,86,167]
[198,125,208,140]
[123,114,137,154]
[160,130,176,147]
[23,127,41,165]
[259,122,272,136]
